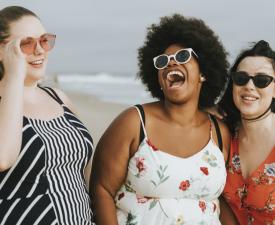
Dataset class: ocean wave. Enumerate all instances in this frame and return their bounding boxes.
[57,73,154,105]
[57,73,140,84]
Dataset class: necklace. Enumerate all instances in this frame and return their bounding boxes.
[241,105,272,123]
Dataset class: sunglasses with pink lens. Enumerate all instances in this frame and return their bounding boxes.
[20,33,56,55]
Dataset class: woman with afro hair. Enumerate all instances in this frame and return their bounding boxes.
[91,14,231,225]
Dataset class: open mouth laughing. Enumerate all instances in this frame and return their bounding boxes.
[166,70,186,88]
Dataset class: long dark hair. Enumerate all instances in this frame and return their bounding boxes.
[0,6,39,80]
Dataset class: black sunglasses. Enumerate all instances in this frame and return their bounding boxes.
[153,48,198,70]
[231,71,275,88]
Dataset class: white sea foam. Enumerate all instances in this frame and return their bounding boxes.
[57,73,140,84]
[57,73,154,105]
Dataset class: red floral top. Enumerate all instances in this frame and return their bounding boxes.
[223,138,275,225]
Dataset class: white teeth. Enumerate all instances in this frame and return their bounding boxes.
[30,60,43,65]
[242,96,257,101]
[167,71,184,77]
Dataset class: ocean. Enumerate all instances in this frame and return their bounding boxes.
[56,73,155,105]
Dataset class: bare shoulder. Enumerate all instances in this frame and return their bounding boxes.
[96,106,143,156]
[100,106,141,142]
[113,106,141,125]
[140,101,162,116]
[51,88,76,113]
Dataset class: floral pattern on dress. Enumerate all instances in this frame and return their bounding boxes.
[223,138,275,225]
[201,150,218,167]
[150,164,170,187]
[125,180,136,193]
[264,163,275,177]
[116,110,226,225]
[174,215,184,225]
[199,200,206,213]
[236,184,248,201]
[136,195,152,204]
[200,167,209,175]
[117,142,225,224]
[146,139,158,151]
[252,170,273,185]
[118,192,125,200]
[179,180,190,191]
[135,157,146,177]
[228,153,242,174]
[148,199,159,210]
[126,212,138,225]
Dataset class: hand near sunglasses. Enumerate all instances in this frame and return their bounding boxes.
[1,37,27,82]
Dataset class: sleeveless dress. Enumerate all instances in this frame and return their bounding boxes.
[223,137,275,225]
[0,87,94,225]
[115,106,227,225]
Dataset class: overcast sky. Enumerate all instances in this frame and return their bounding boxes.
[0,0,274,75]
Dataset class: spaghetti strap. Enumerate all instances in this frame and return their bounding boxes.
[209,114,223,151]
[208,115,214,140]
[134,105,148,143]
[39,86,63,105]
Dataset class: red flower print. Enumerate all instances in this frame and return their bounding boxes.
[199,201,206,212]
[179,180,190,191]
[146,139,158,151]
[136,195,151,203]
[135,157,146,173]
[200,167,209,175]
[118,192,125,200]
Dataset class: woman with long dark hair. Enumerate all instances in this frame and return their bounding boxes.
[220,40,275,224]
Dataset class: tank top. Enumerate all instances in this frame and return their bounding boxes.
[115,105,227,225]
[223,137,275,225]
[0,87,94,225]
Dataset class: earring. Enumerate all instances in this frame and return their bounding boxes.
[200,76,206,82]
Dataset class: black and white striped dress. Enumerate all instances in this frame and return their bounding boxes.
[0,87,94,225]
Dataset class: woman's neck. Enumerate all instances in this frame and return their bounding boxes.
[163,100,204,127]
[24,77,38,87]
[240,112,274,140]
[23,85,40,103]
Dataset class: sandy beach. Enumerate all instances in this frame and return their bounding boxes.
[64,90,129,146]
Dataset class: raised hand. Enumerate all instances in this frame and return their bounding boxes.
[1,37,27,82]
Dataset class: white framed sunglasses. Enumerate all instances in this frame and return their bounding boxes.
[153,48,198,70]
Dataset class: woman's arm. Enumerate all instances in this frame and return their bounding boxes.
[90,107,140,225]
[0,38,26,171]
[219,196,239,225]
[52,88,78,114]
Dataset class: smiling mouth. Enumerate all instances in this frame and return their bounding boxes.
[166,70,186,87]
[29,59,44,66]
[241,95,259,102]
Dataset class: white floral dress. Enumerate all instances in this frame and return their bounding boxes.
[115,106,227,225]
